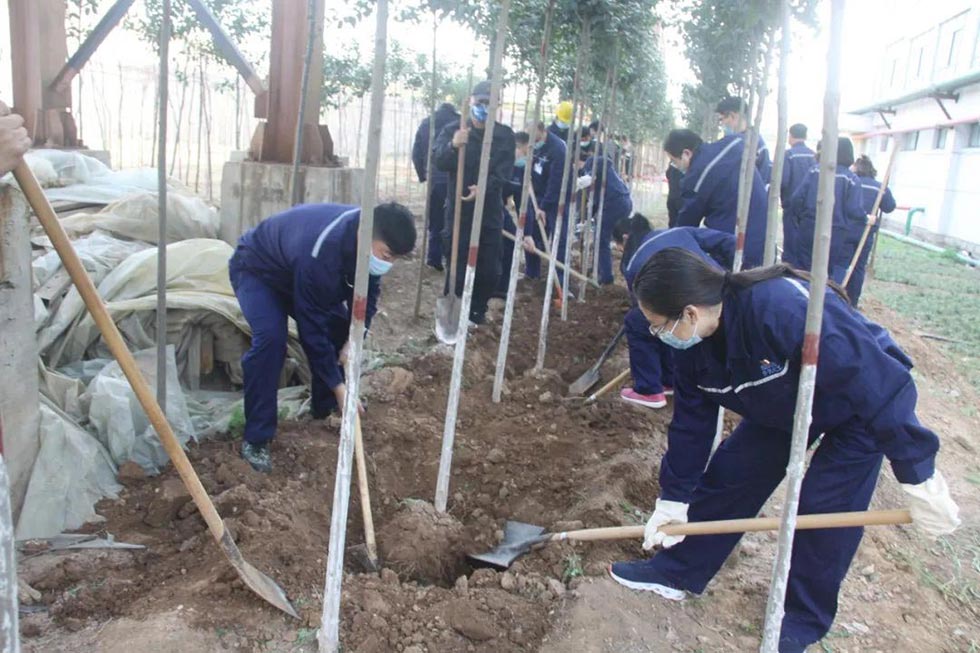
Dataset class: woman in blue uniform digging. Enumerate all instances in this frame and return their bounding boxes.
[609,248,961,653]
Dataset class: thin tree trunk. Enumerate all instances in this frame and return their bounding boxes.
[195,61,204,193]
[157,0,170,410]
[235,75,241,151]
[356,94,365,166]
[203,65,213,200]
[766,0,792,265]
[169,54,191,177]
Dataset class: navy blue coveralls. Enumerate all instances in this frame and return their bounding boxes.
[779,142,816,258]
[621,227,735,396]
[412,104,460,269]
[848,175,896,306]
[751,132,772,186]
[676,134,767,268]
[524,131,571,282]
[787,165,867,283]
[583,152,633,284]
[498,164,526,294]
[433,115,515,322]
[228,204,380,445]
[646,276,939,651]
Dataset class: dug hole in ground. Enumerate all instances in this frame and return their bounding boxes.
[18,201,980,653]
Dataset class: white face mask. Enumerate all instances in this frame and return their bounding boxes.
[369,254,393,276]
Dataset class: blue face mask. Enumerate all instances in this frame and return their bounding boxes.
[369,254,393,276]
[555,119,569,130]
[657,314,702,350]
[580,140,593,149]
[722,124,737,137]
[515,157,526,168]
[470,103,489,123]
[533,140,545,151]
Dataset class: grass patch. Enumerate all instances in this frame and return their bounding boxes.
[886,528,980,617]
[562,553,584,583]
[866,235,980,392]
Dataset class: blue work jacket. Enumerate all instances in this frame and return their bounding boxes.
[622,227,735,293]
[780,141,816,208]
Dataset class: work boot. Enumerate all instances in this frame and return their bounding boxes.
[240,441,272,474]
[620,387,667,409]
[608,560,686,601]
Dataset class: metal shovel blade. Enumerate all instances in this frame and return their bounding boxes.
[435,294,461,345]
[219,530,299,618]
[568,367,601,397]
[466,520,546,570]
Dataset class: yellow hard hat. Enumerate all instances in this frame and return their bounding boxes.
[556,101,573,124]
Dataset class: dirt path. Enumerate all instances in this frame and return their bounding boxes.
[17,200,980,652]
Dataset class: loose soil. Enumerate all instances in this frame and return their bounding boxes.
[19,215,980,652]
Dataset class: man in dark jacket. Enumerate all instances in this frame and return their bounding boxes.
[433,80,516,324]
[229,202,416,472]
[780,123,816,209]
[412,102,459,271]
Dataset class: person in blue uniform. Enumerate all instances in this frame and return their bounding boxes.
[663,128,766,268]
[848,154,896,307]
[433,80,516,325]
[412,102,460,271]
[612,216,735,408]
[522,120,571,283]
[496,131,530,297]
[786,137,866,283]
[578,128,634,284]
[716,96,771,184]
[665,163,683,228]
[229,202,416,472]
[779,123,817,260]
[609,248,960,652]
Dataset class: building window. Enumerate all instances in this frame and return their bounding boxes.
[947,29,960,67]
[905,130,920,150]
[934,128,948,149]
[969,123,980,148]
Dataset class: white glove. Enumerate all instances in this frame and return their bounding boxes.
[901,471,961,539]
[575,174,593,191]
[643,499,689,550]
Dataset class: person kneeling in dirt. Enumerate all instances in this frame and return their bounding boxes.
[608,248,960,652]
[229,203,416,472]
[612,215,734,410]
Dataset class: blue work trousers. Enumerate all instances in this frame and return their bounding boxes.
[624,306,673,395]
[648,420,883,652]
[426,182,448,267]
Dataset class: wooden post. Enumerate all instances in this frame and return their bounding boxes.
[492,0,556,403]
[289,0,320,206]
[760,0,844,648]
[536,24,585,370]
[318,1,387,650]
[765,0,792,266]
[156,0,170,411]
[434,0,511,513]
[414,14,439,319]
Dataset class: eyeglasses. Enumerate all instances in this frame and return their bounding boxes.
[648,318,680,338]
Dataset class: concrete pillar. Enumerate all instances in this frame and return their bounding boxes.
[0,188,40,521]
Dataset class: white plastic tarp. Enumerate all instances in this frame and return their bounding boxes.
[15,397,121,540]
[87,345,194,474]
[8,149,158,204]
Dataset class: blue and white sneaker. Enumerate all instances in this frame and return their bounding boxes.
[608,560,686,601]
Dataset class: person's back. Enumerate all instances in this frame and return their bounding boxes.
[781,141,816,208]
[846,155,897,306]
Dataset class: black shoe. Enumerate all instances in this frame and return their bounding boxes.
[240,441,272,473]
[490,290,508,300]
[427,262,445,272]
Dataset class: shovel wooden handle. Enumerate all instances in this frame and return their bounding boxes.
[584,368,630,403]
[353,413,378,564]
[549,509,912,542]
[503,229,597,287]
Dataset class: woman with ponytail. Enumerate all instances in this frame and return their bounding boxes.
[612,216,735,408]
[609,248,960,652]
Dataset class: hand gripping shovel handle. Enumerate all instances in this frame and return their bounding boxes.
[502,230,597,287]
[546,509,912,543]
[12,163,298,618]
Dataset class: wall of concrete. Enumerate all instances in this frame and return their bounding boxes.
[219,160,363,245]
[0,187,40,521]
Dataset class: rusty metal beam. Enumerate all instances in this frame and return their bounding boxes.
[185,0,267,96]
[49,0,137,95]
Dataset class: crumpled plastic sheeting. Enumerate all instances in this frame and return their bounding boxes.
[32,230,149,291]
[37,360,89,420]
[15,397,121,540]
[7,149,159,205]
[31,191,218,247]
[187,386,311,440]
[87,346,195,474]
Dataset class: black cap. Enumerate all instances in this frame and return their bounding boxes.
[471,80,493,100]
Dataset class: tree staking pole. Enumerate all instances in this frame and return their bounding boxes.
[156,0,170,412]
[492,0,556,403]
[765,0,792,266]
[592,51,619,287]
[319,1,387,650]
[290,0,320,207]
[0,420,19,653]
[562,21,589,322]
[434,0,512,513]
[760,0,845,648]
[414,13,439,319]
[536,23,585,369]
[579,64,611,302]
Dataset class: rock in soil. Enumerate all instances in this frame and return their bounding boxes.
[448,599,497,641]
[377,499,465,584]
[143,478,191,527]
[116,460,146,487]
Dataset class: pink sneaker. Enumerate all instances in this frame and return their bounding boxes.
[620,387,667,409]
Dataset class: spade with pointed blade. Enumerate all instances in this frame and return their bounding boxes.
[568,326,625,396]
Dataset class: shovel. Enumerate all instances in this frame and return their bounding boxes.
[13,162,298,619]
[434,112,469,345]
[348,413,380,572]
[468,509,912,570]
[568,326,625,396]
[584,367,630,404]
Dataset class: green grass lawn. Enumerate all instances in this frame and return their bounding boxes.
[866,234,980,392]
